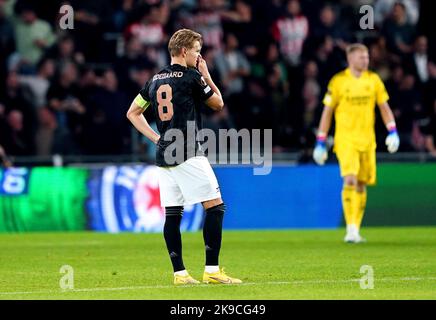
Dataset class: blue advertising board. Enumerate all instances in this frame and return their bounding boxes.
[214,164,343,229]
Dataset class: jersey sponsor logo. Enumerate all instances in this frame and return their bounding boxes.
[345,95,371,106]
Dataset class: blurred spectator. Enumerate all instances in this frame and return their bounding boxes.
[220,0,258,59]
[200,44,235,137]
[215,32,250,128]
[2,109,33,155]
[124,2,168,67]
[69,0,114,62]
[129,62,156,96]
[263,42,290,149]
[17,58,55,108]
[1,70,37,151]
[76,65,100,102]
[113,0,135,32]
[243,78,269,130]
[181,0,224,52]
[312,4,350,51]
[385,64,404,98]
[381,2,416,60]
[46,61,85,154]
[0,0,15,89]
[115,35,156,96]
[84,68,129,155]
[301,61,321,131]
[44,33,85,67]
[12,3,55,70]
[35,106,57,156]
[405,35,429,86]
[312,36,342,89]
[421,62,436,157]
[215,33,250,97]
[368,41,391,81]
[374,0,419,27]
[271,0,309,67]
[0,102,7,153]
[390,73,421,150]
[291,59,323,158]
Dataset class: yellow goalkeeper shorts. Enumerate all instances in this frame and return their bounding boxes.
[335,145,377,185]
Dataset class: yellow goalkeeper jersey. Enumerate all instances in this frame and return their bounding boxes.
[322,68,389,151]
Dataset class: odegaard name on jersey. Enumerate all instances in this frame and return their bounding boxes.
[153,72,184,81]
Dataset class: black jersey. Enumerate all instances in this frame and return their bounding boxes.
[139,64,214,167]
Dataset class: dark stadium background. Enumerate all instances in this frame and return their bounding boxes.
[0,0,436,302]
[0,0,435,163]
[0,0,435,232]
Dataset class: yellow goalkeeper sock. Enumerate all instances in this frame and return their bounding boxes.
[342,185,357,226]
[355,190,367,230]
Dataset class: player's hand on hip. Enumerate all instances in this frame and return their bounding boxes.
[385,129,400,153]
[313,138,328,165]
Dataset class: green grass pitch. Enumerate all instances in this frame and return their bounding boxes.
[0,227,435,299]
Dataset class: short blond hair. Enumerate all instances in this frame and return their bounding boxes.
[168,29,202,57]
[346,43,368,56]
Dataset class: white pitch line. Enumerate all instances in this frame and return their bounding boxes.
[1,276,436,296]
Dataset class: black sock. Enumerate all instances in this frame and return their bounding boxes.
[203,203,225,266]
[163,206,185,272]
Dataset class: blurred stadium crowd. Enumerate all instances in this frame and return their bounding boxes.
[0,0,435,162]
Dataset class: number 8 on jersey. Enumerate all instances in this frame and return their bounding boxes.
[157,84,174,121]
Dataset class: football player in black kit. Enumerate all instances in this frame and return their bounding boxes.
[127,29,242,285]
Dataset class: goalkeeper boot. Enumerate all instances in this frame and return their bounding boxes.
[203,268,242,284]
[344,225,358,243]
[174,272,200,285]
[344,231,367,244]
[354,233,367,243]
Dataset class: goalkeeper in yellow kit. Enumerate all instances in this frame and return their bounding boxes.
[313,44,400,243]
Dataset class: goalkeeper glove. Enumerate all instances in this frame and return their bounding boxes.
[385,122,400,153]
[313,134,328,165]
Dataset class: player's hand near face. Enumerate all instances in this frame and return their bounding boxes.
[196,55,211,80]
[196,54,224,111]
